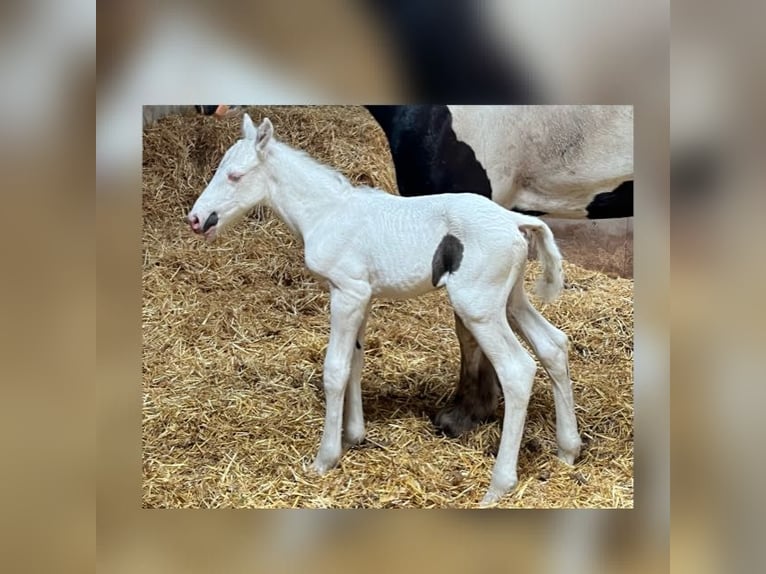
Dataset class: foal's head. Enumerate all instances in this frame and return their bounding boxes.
[187,113,273,241]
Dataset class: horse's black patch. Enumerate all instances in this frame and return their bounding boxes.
[586,181,633,219]
[355,340,361,350]
[671,145,721,204]
[196,105,220,115]
[365,106,493,200]
[512,208,548,217]
[431,234,464,286]
[363,1,538,103]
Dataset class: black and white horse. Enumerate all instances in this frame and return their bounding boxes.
[365,105,633,437]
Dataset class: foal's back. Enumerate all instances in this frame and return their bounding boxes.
[304,191,527,298]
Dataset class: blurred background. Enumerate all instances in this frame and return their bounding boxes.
[2,0,760,570]
[99,2,665,571]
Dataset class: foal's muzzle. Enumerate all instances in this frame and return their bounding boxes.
[202,212,218,232]
[188,212,218,235]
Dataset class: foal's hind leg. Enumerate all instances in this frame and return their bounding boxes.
[433,314,500,437]
[448,267,537,505]
[508,284,582,463]
[454,311,537,506]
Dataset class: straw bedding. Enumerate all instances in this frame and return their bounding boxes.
[142,106,633,508]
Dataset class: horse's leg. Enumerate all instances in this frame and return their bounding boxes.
[508,283,582,463]
[448,271,537,506]
[310,287,370,474]
[343,305,370,446]
[433,315,499,437]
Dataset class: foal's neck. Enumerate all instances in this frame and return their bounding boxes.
[264,141,351,241]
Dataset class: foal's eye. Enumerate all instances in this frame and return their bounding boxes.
[228,172,242,183]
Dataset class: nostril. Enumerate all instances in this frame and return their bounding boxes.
[202,212,218,232]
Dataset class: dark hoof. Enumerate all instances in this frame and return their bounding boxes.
[433,405,484,437]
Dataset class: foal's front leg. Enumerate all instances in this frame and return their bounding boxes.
[343,307,370,446]
[310,288,371,474]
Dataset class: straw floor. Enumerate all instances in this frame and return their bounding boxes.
[142,106,633,508]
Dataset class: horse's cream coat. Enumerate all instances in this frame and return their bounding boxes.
[188,114,581,505]
[448,105,634,217]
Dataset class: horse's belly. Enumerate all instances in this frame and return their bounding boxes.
[368,265,434,299]
[361,223,444,298]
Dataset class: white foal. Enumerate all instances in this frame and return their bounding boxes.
[187,114,582,506]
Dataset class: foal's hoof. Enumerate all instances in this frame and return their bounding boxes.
[557,437,583,465]
[479,476,518,507]
[557,448,579,466]
[479,492,501,508]
[343,434,365,447]
[433,405,484,437]
[343,427,366,447]
[309,458,336,475]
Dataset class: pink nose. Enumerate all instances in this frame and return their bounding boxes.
[188,214,202,233]
[188,212,219,234]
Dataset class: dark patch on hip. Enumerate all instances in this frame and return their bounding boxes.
[586,181,633,219]
[432,234,464,286]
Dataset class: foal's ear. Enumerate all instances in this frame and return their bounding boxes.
[242,113,258,140]
[255,118,273,151]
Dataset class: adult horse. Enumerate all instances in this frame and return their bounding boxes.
[365,105,633,437]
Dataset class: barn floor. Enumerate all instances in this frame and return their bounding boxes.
[142,106,633,508]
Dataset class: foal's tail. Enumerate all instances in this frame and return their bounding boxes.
[514,215,564,303]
